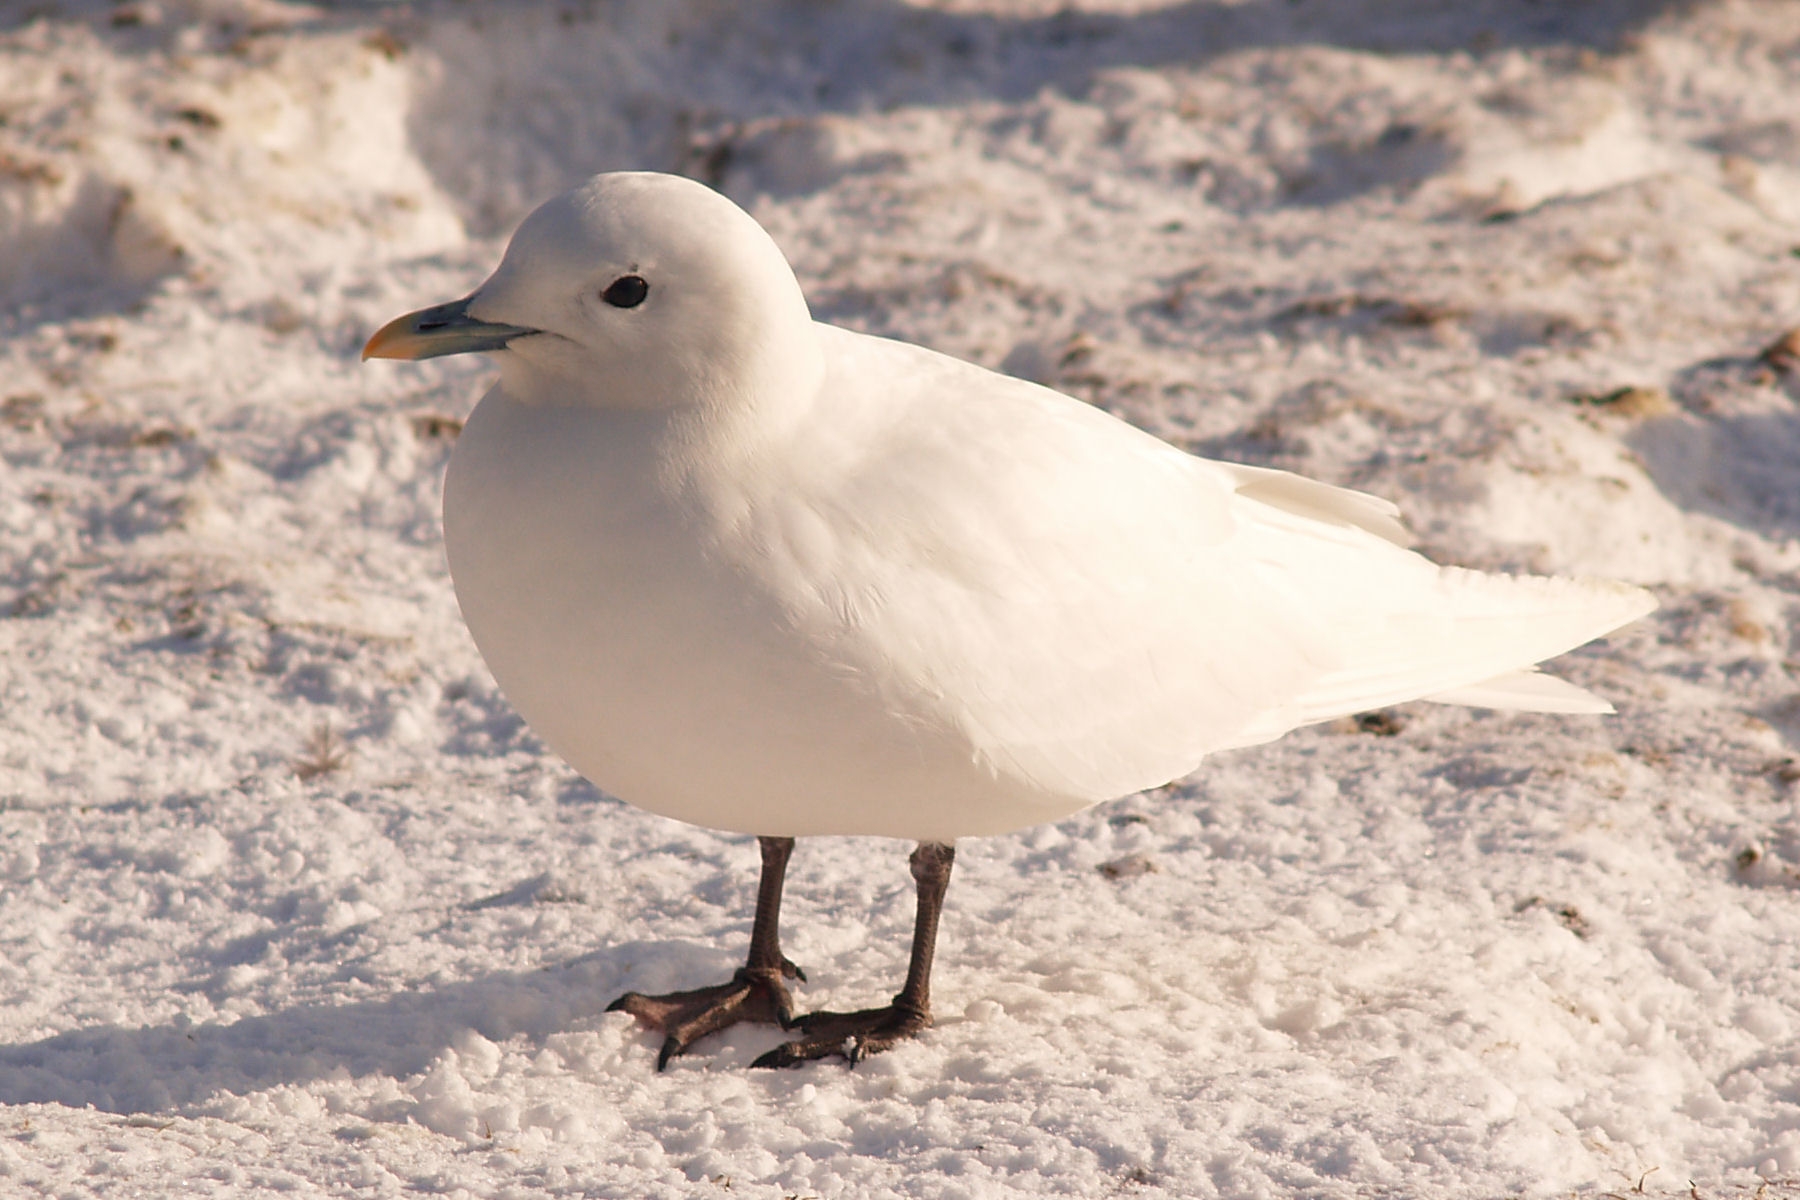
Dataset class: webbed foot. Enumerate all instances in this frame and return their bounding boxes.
[750,997,930,1068]
[608,960,803,1070]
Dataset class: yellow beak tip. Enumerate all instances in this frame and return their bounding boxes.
[361,319,416,362]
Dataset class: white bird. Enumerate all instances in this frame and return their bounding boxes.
[364,171,1654,1069]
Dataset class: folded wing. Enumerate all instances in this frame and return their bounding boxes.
[794,330,1655,808]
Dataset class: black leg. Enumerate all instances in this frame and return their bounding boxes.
[607,836,805,1070]
[753,840,955,1068]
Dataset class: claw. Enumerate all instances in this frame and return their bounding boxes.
[750,1036,851,1069]
[750,1046,794,1070]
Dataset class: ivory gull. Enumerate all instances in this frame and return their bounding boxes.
[365,171,1654,1069]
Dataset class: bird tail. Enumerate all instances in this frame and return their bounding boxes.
[1284,570,1655,723]
[1423,668,1617,714]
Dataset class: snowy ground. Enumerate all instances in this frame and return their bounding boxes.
[2,0,1799,1196]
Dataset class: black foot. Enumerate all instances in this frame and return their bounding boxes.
[607,961,803,1070]
[751,999,930,1068]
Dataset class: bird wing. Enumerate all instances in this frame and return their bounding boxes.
[1423,669,1616,714]
[1213,461,1412,547]
[747,327,1651,807]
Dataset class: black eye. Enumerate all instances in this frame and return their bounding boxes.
[601,275,649,308]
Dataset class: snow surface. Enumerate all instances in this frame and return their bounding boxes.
[2,0,1799,1196]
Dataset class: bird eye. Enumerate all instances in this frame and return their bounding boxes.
[601,275,649,308]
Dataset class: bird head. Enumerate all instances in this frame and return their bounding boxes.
[364,171,820,414]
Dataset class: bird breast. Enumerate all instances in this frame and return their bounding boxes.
[440,384,1092,840]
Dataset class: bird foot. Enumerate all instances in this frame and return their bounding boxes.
[607,961,803,1070]
[751,998,930,1068]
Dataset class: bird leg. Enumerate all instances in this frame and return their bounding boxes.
[607,835,805,1070]
[754,840,955,1068]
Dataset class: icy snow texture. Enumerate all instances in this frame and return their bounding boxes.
[0,1,1798,1197]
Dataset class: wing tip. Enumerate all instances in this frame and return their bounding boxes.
[1424,670,1622,714]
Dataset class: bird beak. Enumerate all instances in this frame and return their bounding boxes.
[361,296,539,361]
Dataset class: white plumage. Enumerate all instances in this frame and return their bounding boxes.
[365,171,1653,1066]
[390,173,1649,840]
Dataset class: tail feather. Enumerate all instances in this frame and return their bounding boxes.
[1213,571,1652,752]
[1424,669,1615,713]
[1286,570,1655,726]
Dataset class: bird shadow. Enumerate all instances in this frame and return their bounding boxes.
[0,939,727,1114]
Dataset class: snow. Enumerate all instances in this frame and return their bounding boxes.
[1,0,1798,1196]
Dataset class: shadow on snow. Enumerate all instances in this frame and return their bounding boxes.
[0,939,738,1114]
